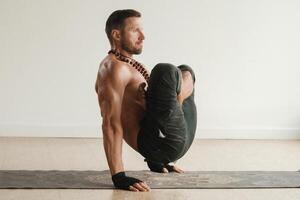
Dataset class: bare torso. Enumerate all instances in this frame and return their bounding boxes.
[95,55,149,152]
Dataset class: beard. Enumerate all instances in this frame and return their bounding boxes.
[120,40,143,55]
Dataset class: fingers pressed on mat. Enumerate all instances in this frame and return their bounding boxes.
[133,182,147,191]
[162,167,169,173]
[174,166,185,173]
[134,182,148,192]
[140,182,151,191]
[129,185,139,192]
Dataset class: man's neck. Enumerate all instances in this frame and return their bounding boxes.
[119,49,132,58]
[111,47,133,58]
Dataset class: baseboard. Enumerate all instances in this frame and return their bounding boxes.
[0,123,100,138]
[198,128,300,139]
[0,123,300,139]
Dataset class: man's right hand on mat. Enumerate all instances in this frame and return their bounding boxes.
[136,82,147,110]
[112,171,151,192]
[164,164,184,173]
[138,82,147,98]
[146,159,184,173]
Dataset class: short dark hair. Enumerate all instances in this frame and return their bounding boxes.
[105,9,141,45]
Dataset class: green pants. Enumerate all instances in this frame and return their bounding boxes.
[137,63,197,164]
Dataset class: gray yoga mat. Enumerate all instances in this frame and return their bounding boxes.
[1,170,300,189]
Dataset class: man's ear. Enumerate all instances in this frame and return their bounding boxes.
[111,29,121,42]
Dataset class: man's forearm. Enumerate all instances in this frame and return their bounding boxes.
[102,129,124,175]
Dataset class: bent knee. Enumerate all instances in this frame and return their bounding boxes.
[152,63,179,75]
[150,63,181,93]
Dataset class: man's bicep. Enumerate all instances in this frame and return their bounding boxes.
[97,64,131,130]
[98,83,123,122]
[98,76,126,125]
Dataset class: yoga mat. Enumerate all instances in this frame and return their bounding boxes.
[1,170,300,189]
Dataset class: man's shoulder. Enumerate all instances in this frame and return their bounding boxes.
[98,56,131,82]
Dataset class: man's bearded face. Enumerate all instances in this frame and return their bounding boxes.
[120,17,145,55]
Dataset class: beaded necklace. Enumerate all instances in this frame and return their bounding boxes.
[108,49,150,83]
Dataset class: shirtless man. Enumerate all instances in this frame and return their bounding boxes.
[95,9,196,192]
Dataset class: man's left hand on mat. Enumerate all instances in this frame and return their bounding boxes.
[163,165,184,173]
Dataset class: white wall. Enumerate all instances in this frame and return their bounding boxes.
[1,0,300,139]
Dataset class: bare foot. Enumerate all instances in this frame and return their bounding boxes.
[177,71,194,104]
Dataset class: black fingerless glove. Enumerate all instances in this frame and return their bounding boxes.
[111,171,142,190]
[145,159,176,173]
[164,163,175,172]
[146,159,165,173]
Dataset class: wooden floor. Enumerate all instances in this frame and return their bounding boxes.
[1,137,300,199]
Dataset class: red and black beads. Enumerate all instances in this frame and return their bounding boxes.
[108,49,150,83]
